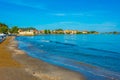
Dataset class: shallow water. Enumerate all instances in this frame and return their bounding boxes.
[16,34,120,80]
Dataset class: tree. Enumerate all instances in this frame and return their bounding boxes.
[44,29,51,34]
[0,23,9,34]
[113,31,118,34]
[44,30,48,34]
[55,29,63,31]
[89,31,99,34]
[9,26,19,34]
[77,31,82,34]
[19,27,36,31]
[47,30,51,34]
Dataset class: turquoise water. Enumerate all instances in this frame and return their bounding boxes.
[16,34,120,80]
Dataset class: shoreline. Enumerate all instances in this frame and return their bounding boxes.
[0,36,85,80]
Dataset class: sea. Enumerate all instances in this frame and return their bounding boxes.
[16,34,120,80]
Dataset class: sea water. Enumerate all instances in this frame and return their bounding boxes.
[16,34,120,80]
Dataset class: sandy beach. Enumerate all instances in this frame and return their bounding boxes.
[0,36,85,80]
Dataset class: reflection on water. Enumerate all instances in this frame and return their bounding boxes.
[16,34,120,80]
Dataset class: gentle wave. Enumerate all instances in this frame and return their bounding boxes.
[87,48,120,54]
[40,40,50,43]
[40,39,77,46]
[49,40,77,46]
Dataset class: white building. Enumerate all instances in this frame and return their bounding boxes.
[18,29,35,36]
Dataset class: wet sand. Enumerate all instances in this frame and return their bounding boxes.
[0,36,85,80]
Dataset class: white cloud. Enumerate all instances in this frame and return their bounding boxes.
[52,13,66,16]
[49,13,94,17]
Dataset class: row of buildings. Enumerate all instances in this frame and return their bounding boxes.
[39,30,89,34]
[18,29,38,36]
[18,29,99,36]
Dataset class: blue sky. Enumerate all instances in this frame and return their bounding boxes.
[0,0,120,32]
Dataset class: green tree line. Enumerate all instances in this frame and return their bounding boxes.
[0,23,9,34]
[0,22,36,34]
[0,22,19,34]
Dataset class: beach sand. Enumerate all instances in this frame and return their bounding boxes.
[0,36,85,80]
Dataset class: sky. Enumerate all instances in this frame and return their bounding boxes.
[0,0,120,32]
